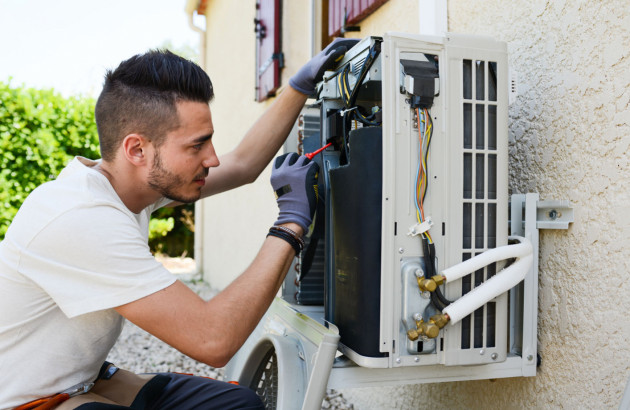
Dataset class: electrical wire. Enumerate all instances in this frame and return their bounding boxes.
[331,43,383,164]
[413,107,452,310]
[414,108,433,244]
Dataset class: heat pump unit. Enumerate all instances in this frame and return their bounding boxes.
[226,33,563,410]
[283,32,510,368]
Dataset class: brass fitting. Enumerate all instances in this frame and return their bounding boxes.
[416,277,437,292]
[416,275,446,292]
[430,313,450,329]
[419,321,440,338]
[407,318,440,340]
[431,275,446,286]
[407,328,420,341]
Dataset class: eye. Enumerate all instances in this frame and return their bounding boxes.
[192,143,204,151]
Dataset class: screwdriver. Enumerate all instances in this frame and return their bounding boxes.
[304,142,333,160]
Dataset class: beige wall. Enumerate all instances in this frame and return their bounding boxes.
[199,0,266,290]
[201,0,630,407]
[199,0,311,289]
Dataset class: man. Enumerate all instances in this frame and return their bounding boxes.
[0,38,357,409]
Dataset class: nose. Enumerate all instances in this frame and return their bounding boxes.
[202,141,220,168]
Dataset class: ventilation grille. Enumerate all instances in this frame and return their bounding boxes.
[460,59,499,350]
[352,57,367,77]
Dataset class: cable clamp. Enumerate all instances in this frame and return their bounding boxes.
[338,107,358,117]
[408,217,433,237]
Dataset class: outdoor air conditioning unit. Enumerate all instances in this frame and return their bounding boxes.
[284,32,510,368]
[226,32,569,410]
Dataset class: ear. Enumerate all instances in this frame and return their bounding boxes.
[122,134,151,166]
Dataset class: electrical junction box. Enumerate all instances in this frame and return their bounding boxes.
[285,31,510,368]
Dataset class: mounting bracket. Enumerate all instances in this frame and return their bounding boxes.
[536,200,574,230]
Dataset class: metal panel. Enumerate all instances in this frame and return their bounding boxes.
[440,35,509,366]
[255,0,282,102]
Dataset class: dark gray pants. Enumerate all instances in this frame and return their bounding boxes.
[75,372,264,410]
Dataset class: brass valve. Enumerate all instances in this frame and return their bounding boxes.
[417,276,436,292]
[431,274,446,286]
[407,328,420,341]
[430,313,450,329]
[419,320,440,339]
[416,274,446,292]
[406,317,440,341]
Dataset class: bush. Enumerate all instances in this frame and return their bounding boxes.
[0,80,194,257]
[0,81,100,238]
[149,205,195,257]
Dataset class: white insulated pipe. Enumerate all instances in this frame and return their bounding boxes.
[441,236,533,325]
[441,236,533,283]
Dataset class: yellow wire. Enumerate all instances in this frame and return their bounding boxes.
[415,108,433,244]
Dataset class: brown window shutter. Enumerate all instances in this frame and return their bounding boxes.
[255,0,282,102]
[328,0,389,38]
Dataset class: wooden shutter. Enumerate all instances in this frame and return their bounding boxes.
[255,0,282,102]
[328,0,389,38]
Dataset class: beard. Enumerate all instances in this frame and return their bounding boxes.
[148,149,207,203]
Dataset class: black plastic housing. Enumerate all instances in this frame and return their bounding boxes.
[328,126,386,358]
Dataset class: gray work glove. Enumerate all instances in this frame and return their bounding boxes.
[289,38,360,95]
[271,153,319,232]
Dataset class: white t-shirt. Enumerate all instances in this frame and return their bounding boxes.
[0,157,176,408]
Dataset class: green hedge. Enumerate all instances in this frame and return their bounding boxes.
[0,80,193,256]
[0,81,100,238]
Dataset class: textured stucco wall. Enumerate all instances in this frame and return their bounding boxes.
[338,1,630,409]
[199,1,311,289]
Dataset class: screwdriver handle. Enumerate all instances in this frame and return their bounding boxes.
[305,142,333,160]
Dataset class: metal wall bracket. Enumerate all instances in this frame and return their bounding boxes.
[536,200,573,230]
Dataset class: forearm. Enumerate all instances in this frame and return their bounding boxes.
[206,237,296,350]
[234,87,307,177]
[197,222,302,365]
[115,223,302,368]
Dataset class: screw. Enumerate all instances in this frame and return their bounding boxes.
[414,357,420,363]
[491,353,498,360]
[527,355,534,361]
[548,210,558,220]
[398,248,405,254]
[479,349,485,355]
[395,358,401,364]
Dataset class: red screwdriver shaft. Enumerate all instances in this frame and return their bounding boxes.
[305,142,333,160]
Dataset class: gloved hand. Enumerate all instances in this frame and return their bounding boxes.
[271,153,319,233]
[289,37,360,95]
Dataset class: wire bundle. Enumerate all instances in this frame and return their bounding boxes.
[414,107,433,243]
[413,108,451,310]
[331,44,382,164]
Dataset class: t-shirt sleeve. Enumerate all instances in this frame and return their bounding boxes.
[19,205,177,318]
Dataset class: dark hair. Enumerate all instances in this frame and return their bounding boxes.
[95,49,213,161]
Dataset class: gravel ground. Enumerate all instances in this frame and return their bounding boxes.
[107,256,353,409]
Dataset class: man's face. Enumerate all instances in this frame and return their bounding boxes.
[147,100,219,203]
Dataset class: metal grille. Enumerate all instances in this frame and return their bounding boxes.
[460,59,499,350]
[250,349,278,410]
